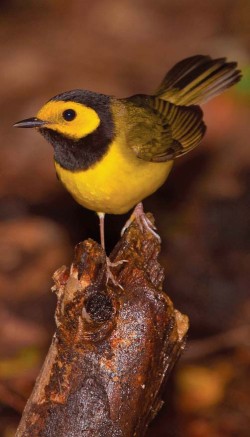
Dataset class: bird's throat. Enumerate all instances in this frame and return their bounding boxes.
[40,124,113,171]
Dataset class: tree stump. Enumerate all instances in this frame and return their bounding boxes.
[16,214,189,437]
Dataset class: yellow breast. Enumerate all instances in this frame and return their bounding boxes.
[55,135,173,215]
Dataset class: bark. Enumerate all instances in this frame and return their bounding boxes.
[16,214,189,437]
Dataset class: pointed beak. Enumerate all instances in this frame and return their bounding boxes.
[13,117,46,128]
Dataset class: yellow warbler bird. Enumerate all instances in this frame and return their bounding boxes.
[14,55,241,258]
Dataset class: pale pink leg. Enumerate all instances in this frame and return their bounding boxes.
[97,212,127,289]
[97,212,106,250]
[121,202,161,242]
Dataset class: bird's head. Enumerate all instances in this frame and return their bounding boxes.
[14,90,114,170]
[13,89,107,139]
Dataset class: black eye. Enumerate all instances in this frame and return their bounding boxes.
[62,109,76,121]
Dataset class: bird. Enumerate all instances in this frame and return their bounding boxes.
[14,55,241,283]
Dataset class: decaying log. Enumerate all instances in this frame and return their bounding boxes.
[16,213,189,437]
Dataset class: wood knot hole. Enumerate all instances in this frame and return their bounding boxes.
[84,293,113,323]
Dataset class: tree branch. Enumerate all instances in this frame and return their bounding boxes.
[16,214,189,437]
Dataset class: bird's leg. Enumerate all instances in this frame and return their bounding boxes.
[121,202,161,242]
[97,212,106,251]
[97,212,127,289]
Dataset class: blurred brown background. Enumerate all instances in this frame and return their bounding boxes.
[0,0,249,436]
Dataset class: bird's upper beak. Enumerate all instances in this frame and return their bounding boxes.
[13,117,46,128]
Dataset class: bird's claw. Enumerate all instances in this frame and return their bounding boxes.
[121,202,161,242]
[106,257,127,289]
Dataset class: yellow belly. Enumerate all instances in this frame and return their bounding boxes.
[55,137,173,215]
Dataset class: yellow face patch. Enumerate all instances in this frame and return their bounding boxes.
[36,100,100,139]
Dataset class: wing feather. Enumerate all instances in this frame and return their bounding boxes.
[123,95,206,162]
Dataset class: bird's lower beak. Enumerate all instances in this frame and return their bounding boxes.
[13,117,46,128]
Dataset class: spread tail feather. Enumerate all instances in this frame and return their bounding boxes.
[155,55,241,106]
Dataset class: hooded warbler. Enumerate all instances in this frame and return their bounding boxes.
[14,55,241,250]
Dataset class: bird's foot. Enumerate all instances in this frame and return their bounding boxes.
[106,257,127,289]
[121,202,161,242]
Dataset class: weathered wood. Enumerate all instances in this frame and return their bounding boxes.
[16,214,189,437]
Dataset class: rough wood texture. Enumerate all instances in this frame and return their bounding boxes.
[16,214,189,437]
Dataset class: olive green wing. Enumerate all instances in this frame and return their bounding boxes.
[123,94,206,162]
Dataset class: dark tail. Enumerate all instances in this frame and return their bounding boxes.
[155,55,241,106]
